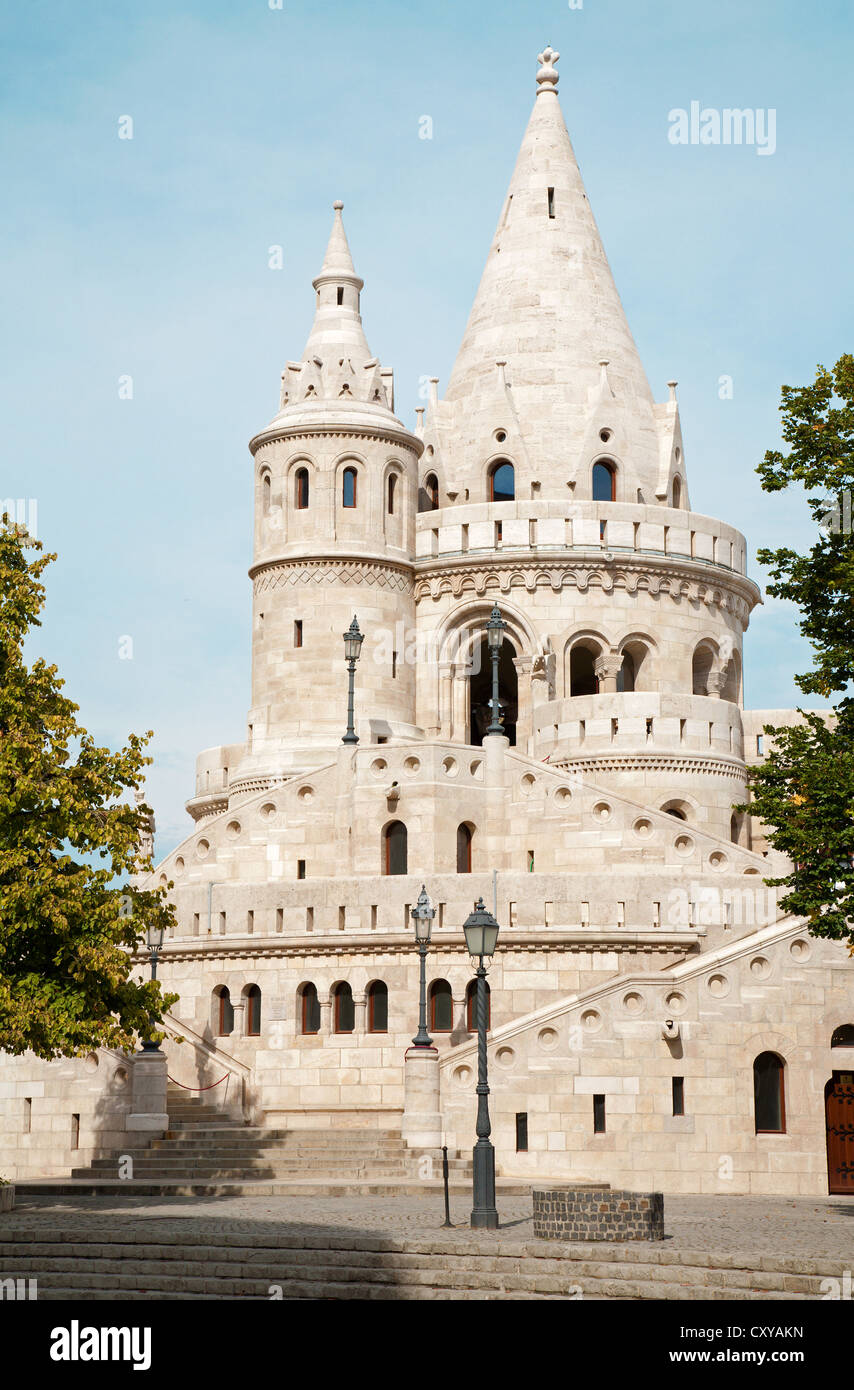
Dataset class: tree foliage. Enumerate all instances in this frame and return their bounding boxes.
[739,355,854,946]
[0,521,177,1057]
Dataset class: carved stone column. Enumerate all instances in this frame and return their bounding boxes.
[439,663,454,739]
[594,653,623,693]
[353,992,368,1033]
[319,995,332,1034]
[513,656,534,751]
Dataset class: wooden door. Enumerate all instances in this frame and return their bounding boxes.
[825,1072,854,1194]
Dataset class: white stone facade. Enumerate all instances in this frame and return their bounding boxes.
[2,47,851,1195]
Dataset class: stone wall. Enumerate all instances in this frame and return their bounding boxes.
[533,1185,664,1241]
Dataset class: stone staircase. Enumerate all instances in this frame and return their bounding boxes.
[0,1225,833,1300]
[18,1086,525,1198]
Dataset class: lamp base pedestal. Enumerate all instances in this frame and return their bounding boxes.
[401,1046,443,1149]
[470,1139,499,1229]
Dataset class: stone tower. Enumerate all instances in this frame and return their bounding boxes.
[239,202,423,786]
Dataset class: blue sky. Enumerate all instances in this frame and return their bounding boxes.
[1,0,851,857]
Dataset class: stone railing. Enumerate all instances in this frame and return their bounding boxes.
[415,499,748,577]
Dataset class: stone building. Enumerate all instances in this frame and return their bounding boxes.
[3,47,852,1197]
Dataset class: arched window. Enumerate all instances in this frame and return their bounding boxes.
[730,814,741,845]
[429,979,453,1032]
[754,1052,786,1133]
[261,472,271,515]
[387,474,397,515]
[672,475,682,508]
[570,646,599,697]
[342,466,357,508]
[465,978,491,1031]
[367,981,388,1033]
[333,982,355,1033]
[384,820,407,876]
[214,986,233,1037]
[592,460,616,502]
[299,983,320,1035]
[663,804,687,820]
[692,643,716,696]
[616,651,635,693]
[295,468,309,510]
[489,460,515,502]
[419,473,439,512]
[831,1024,854,1047]
[456,823,473,874]
[245,985,261,1036]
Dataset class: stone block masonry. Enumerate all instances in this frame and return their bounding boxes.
[533,1185,664,1241]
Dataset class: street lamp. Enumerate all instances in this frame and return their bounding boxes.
[463,897,501,1229]
[342,615,364,745]
[141,923,166,1053]
[410,886,436,1047]
[485,604,506,736]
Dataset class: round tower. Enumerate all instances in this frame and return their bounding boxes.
[239,203,422,783]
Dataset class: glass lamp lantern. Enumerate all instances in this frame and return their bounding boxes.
[146,923,165,953]
[463,898,500,961]
[343,616,364,663]
[486,604,506,652]
[411,885,436,944]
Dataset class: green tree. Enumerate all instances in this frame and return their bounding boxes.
[0,520,178,1057]
[739,354,854,946]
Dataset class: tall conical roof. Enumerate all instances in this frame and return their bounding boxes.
[446,47,654,414]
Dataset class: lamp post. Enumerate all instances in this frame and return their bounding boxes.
[141,923,166,1053]
[485,604,506,736]
[410,886,436,1047]
[463,897,501,1229]
[342,615,364,745]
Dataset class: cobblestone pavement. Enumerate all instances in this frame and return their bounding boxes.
[4,1193,854,1262]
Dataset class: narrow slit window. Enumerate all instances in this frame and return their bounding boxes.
[547,186,555,218]
[297,859,306,880]
[672,1077,685,1116]
[336,286,344,305]
[516,1112,528,1152]
[294,620,303,648]
[593,1094,606,1133]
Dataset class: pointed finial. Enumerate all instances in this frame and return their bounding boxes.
[667,380,678,403]
[333,199,344,211]
[536,45,559,93]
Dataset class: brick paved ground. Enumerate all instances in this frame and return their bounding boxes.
[4,1192,853,1263]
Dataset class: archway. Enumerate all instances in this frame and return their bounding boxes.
[469,636,517,746]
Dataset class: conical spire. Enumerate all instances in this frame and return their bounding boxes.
[301,200,373,365]
[444,47,656,448]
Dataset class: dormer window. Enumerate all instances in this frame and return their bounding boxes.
[592,460,616,502]
[489,459,515,502]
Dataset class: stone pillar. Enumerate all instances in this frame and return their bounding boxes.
[126,1048,169,1133]
[594,653,623,693]
[452,665,470,742]
[513,655,533,751]
[353,992,368,1032]
[401,1046,443,1148]
[319,995,333,1033]
[231,1001,246,1039]
[439,663,454,739]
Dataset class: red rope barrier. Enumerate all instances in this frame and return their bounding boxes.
[167,1073,229,1091]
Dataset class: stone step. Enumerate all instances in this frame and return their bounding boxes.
[71,1162,414,1173]
[13,1177,530,1197]
[0,1244,821,1293]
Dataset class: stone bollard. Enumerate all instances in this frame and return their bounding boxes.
[126,1048,169,1134]
[401,1046,443,1148]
